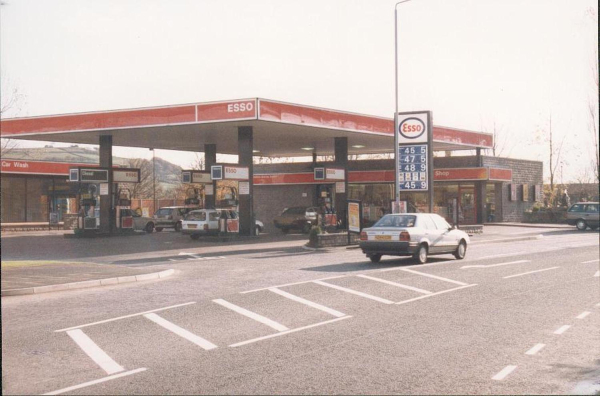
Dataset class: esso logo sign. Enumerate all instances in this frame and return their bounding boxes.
[398,117,426,140]
[227,102,254,113]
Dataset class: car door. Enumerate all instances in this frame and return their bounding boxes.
[585,204,599,226]
[420,215,443,253]
[431,214,457,253]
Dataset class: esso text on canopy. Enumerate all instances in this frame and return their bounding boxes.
[227,102,254,113]
[398,117,426,140]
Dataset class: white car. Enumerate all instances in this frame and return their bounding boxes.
[182,209,263,240]
[359,213,470,264]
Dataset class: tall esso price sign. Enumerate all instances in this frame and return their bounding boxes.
[395,111,434,212]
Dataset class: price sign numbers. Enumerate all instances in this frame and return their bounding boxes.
[398,144,428,191]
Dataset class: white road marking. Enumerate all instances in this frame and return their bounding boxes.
[477,252,527,260]
[55,302,196,332]
[229,316,352,347]
[582,259,600,264]
[503,267,560,279]
[268,288,345,318]
[43,368,146,395]
[461,260,530,269]
[492,365,517,380]
[312,280,394,304]
[554,325,571,335]
[179,252,202,258]
[525,343,546,355]
[356,274,432,295]
[66,329,124,375]
[576,311,591,319]
[396,268,469,286]
[168,259,178,262]
[144,313,217,350]
[213,299,289,331]
[395,284,477,305]
[240,275,348,294]
[594,271,599,277]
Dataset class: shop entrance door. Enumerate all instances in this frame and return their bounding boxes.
[459,186,477,224]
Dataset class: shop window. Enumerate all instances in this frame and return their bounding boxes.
[26,178,52,222]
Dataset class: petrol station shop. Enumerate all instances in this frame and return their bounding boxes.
[1,98,543,233]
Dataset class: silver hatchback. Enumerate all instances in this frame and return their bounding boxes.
[359,213,470,264]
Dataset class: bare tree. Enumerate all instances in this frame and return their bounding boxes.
[587,7,599,183]
[0,74,26,156]
[546,115,566,206]
[485,122,516,157]
[119,158,160,199]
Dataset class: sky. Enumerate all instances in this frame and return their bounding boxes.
[1,0,598,183]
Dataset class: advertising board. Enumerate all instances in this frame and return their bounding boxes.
[223,166,249,180]
[347,201,361,233]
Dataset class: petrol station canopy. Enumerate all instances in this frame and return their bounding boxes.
[1,98,493,155]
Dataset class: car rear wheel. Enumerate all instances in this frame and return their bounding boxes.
[155,227,163,232]
[413,244,428,264]
[190,234,200,240]
[454,240,467,259]
[576,219,587,231]
[590,225,598,230]
[175,222,182,232]
[145,223,154,233]
[369,254,382,263]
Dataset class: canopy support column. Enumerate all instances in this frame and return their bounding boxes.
[99,135,114,233]
[334,137,348,229]
[204,144,217,209]
[238,127,254,236]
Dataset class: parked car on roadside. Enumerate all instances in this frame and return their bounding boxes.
[153,206,200,232]
[359,213,470,264]
[566,202,599,230]
[182,209,264,239]
[120,209,155,233]
[273,206,319,234]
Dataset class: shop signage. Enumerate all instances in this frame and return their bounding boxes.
[113,169,140,183]
[347,201,361,234]
[192,172,212,184]
[239,182,250,195]
[335,181,345,193]
[100,183,109,195]
[398,113,429,144]
[205,184,214,195]
[314,168,325,180]
[69,168,79,182]
[534,185,542,202]
[196,99,257,123]
[326,168,345,181]
[182,171,191,183]
[211,166,223,180]
[223,165,249,180]
[509,184,517,201]
[522,184,529,202]
[79,168,109,183]
[433,168,488,181]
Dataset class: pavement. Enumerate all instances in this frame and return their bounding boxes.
[1,223,571,297]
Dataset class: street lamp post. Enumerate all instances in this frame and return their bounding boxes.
[150,148,156,214]
[394,0,412,213]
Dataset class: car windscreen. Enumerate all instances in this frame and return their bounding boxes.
[185,211,206,221]
[373,215,416,228]
[155,208,172,216]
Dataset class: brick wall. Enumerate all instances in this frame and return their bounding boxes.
[482,156,543,222]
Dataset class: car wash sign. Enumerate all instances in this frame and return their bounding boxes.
[396,111,432,192]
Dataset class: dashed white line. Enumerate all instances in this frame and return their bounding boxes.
[66,329,124,375]
[356,274,432,295]
[396,268,469,286]
[477,252,527,260]
[240,275,347,294]
[576,311,591,319]
[144,313,217,350]
[461,260,530,270]
[492,365,517,380]
[525,343,545,355]
[213,299,289,331]
[503,267,559,279]
[594,271,599,277]
[312,280,394,304]
[554,325,571,335]
[268,288,345,318]
[43,368,147,395]
[582,259,600,264]
[55,302,197,332]
[229,316,352,347]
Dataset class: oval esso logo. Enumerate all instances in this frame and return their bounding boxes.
[398,117,426,140]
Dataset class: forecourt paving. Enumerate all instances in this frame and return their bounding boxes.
[1,228,598,394]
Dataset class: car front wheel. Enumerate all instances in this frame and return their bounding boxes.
[145,223,154,233]
[454,240,467,259]
[576,219,587,231]
[413,244,428,264]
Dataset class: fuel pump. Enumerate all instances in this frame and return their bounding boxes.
[217,184,238,210]
[317,185,337,228]
[78,184,99,230]
[116,187,133,229]
[184,187,202,206]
